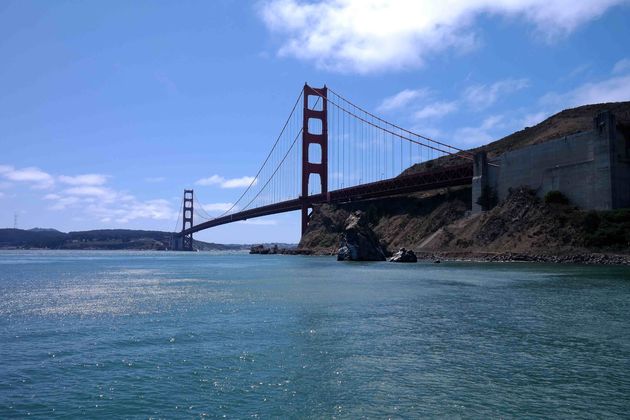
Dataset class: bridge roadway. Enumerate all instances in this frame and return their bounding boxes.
[180,163,473,236]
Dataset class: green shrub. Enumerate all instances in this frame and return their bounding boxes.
[582,211,601,233]
[601,209,630,223]
[583,208,630,248]
[544,190,569,205]
[585,226,627,247]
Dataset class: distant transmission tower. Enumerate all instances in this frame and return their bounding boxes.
[14,213,18,229]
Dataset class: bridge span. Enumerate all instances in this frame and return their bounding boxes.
[173,84,475,250]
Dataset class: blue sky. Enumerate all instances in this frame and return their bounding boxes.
[1,0,629,243]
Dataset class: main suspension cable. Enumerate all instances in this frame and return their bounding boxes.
[327,87,474,157]
[216,89,305,218]
[310,89,473,160]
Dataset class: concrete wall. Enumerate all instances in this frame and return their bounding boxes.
[612,120,630,208]
[472,111,630,211]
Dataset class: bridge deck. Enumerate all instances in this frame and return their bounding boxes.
[180,163,473,236]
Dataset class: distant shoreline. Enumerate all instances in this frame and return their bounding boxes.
[0,227,296,252]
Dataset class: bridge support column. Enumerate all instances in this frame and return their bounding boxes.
[472,152,488,214]
[472,152,499,213]
[301,84,328,236]
[182,189,194,251]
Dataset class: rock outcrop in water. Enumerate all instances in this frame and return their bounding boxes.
[337,211,387,261]
[389,248,418,263]
[249,244,312,255]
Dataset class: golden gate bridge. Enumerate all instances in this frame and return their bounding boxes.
[172,84,475,251]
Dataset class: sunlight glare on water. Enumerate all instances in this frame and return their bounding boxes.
[1,250,629,417]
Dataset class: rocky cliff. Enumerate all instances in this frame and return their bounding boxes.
[299,186,630,262]
[298,101,630,263]
[299,186,471,255]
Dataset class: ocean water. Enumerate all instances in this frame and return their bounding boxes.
[1,251,629,418]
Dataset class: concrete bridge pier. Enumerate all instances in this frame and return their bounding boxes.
[472,151,499,213]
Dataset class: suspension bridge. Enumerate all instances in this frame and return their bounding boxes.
[172,84,476,251]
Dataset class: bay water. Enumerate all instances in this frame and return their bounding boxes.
[1,251,629,418]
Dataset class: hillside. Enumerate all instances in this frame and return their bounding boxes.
[299,101,630,262]
[300,187,470,254]
[0,228,248,251]
[419,187,630,255]
[402,101,630,175]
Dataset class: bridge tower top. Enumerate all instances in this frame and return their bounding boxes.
[301,84,328,235]
[182,189,194,251]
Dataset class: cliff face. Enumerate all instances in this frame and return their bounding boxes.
[300,188,630,255]
[299,187,471,254]
[420,187,629,254]
[299,187,630,257]
[299,101,630,259]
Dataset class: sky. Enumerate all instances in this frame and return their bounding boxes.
[1,0,630,244]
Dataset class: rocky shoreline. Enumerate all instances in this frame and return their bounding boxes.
[413,251,630,265]
[249,206,630,265]
[249,244,312,255]
[249,246,630,265]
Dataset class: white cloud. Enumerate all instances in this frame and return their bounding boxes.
[196,174,223,186]
[40,174,172,222]
[0,192,4,198]
[196,174,257,188]
[0,162,176,225]
[454,114,505,146]
[0,167,110,190]
[202,202,235,213]
[377,88,429,112]
[221,176,256,188]
[0,165,54,189]
[58,174,108,186]
[48,196,81,210]
[612,58,630,74]
[64,186,116,198]
[541,74,630,108]
[463,78,529,109]
[115,199,174,224]
[259,0,625,73]
[76,198,175,225]
[45,187,176,223]
[413,101,458,120]
[378,77,527,126]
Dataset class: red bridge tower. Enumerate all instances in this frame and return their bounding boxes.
[301,84,328,235]
[182,189,194,251]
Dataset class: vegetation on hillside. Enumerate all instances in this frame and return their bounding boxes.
[0,229,248,251]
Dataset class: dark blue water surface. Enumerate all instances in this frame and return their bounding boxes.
[1,251,630,418]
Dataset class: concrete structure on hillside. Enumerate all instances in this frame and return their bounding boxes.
[473,110,630,212]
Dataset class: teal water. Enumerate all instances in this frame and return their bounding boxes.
[1,251,629,418]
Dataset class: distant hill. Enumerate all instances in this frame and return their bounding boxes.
[402,100,630,175]
[477,101,630,158]
[0,228,251,251]
[29,227,63,233]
